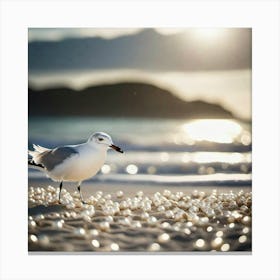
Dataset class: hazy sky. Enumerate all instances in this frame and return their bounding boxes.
[28,28,251,119]
[29,28,190,41]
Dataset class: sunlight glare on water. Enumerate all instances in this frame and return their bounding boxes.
[181,119,242,144]
[193,152,248,164]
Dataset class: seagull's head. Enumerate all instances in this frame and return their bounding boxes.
[88,132,123,153]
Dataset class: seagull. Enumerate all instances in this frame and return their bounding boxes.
[28,132,123,203]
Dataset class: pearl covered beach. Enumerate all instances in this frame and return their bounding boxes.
[28,185,251,252]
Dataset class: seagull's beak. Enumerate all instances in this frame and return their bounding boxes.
[110,144,124,153]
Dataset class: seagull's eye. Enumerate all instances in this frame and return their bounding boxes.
[98,138,104,141]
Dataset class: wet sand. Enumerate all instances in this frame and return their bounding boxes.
[28,181,252,252]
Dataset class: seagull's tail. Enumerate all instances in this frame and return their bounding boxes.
[28,144,49,170]
[32,144,50,153]
[28,144,50,157]
[28,148,40,162]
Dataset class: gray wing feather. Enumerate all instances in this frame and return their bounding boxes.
[36,147,78,171]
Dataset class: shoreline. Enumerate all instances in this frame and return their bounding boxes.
[29,178,251,198]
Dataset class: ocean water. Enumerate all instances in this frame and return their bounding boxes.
[28,117,251,188]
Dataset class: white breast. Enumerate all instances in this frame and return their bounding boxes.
[47,144,107,182]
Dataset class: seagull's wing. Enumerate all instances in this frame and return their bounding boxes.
[33,146,79,171]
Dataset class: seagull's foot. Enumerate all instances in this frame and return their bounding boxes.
[57,196,62,204]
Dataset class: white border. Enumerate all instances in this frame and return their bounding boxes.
[0,1,279,279]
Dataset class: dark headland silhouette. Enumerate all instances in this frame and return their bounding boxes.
[28,82,234,119]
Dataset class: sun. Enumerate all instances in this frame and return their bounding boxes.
[181,119,242,144]
[193,28,226,41]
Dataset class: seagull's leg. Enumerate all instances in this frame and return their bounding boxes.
[77,182,86,204]
[58,181,63,202]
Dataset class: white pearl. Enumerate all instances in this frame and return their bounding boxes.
[89,229,99,236]
[165,210,174,219]
[47,185,55,193]
[160,222,171,229]
[141,212,149,220]
[74,228,86,235]
[195,239,205,248]
[116,190,124,198]
[28,220,36,227]
[105,216,114,223]
[82,215,91,223]
[131,221,142,228]
[91,239,100,248]
[122,209,132,216]
[120,201,128,210]
[163,189,171,197]
[96,191,103,197]
[136,191,144,197]
[99,221,110,231]
[158,233,170,243]
[110,243,119,251]
[66,202,75,209]
[30,234,38,243]
[120,217,131,226]
[147,216,157,225]
[221,243,230,251]
[54,220,63,229]
[148,243,161,251]
[157,205,165,212]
